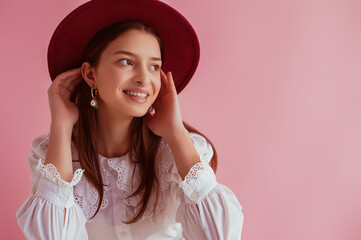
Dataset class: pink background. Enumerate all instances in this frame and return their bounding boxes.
[2,0,361,239]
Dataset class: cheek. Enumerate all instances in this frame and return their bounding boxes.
[99,69,125,89]
[101,67,118,82]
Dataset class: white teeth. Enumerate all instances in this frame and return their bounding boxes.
[125,91,148,98]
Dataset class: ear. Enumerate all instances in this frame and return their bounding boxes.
[81,62,96,88]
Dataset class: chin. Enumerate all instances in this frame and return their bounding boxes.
[131,110,148,118]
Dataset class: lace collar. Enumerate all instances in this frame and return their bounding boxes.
[72,138,180,223]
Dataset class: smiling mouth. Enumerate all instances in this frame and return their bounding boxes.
[123,90,149,99]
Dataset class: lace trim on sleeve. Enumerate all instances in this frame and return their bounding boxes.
[36,158,85,188]
[180,133,215,196]
[157,133,215,190]
[181,162,207,195]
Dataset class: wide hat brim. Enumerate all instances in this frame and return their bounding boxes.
[47,0,200,94]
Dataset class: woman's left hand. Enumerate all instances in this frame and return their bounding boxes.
[145,69,185,140]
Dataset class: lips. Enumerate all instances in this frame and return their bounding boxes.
[123,90,149,103]
[123,88,150,95]
[123,90,148,98]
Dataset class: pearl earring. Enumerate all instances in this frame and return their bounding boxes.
[90,87,99,109]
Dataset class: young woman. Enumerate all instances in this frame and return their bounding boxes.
[16,0,244,239]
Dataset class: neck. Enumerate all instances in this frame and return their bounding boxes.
[96,104,133,158]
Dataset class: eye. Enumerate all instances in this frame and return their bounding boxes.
[150,64,160,71]
[119,59,132,66]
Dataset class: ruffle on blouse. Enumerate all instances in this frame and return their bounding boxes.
[70,144,169,223]
[30,132,215,223]
[71,160,111,222]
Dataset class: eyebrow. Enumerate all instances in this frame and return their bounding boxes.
[113,50,162,62]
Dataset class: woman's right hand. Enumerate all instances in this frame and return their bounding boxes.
[47,67,83,128]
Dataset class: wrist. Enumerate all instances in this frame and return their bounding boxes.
[50,122,74,134]
[163,125,188,145]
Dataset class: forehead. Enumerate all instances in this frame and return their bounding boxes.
[102,29,161,59]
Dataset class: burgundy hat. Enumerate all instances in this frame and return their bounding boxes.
[47,0,200,94]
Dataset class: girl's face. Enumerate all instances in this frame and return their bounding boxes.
[86,29,162,118]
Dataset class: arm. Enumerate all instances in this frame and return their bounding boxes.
[46,123,75,225]
[16,134,88,240]
[45,123,74,182]
[166,132,244,240]
[164,126,201,181]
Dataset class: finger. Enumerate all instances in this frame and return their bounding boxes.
[54,73,82,96]
[60,86,74,99]
[54,68,81,83]
[160,69,168,89]
[63,74,82,90]
[157,69,168,95]
[61,68,83,89]
[53,68,81,87]
[166,71,177,94]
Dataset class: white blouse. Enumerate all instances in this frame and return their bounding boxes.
[16,132,244,240]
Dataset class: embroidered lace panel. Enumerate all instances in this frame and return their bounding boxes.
[73,160,112,222]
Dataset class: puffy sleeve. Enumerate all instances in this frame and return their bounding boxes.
[16,134,89,240]
[169,133,244,239]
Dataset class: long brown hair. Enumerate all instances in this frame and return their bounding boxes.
[71,21,218,224]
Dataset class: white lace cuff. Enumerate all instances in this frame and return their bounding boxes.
[36,158,85,188]
[180,133,218,203]
[181,162,217,203]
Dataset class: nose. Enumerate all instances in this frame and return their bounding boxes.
[134,65,150,85]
